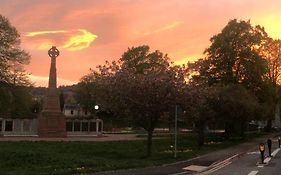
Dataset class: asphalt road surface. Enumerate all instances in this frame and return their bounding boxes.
[207,140,281,175]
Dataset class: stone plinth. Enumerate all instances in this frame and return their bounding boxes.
[38,46,66,137]
[38,111,66,137]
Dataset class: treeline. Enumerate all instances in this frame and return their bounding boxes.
[0,14,37,118]
[75,19,281,156]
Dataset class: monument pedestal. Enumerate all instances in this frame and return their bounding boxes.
[38,111,66,137]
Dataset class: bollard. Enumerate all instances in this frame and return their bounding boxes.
[267,139,272,157]
[278,137,281,148]
[259,143,265,164]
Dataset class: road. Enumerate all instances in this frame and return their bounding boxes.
[206,140,281,175]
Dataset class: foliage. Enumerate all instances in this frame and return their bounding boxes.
[76,45,186,156]
[0,14,32,118]
[258,38,281,130]
[259,39,281,86]
[210,84,260,138]
[192,19,268,93]
[0,14,30,85]
[0,83,13,117]
[188,19,281,135]
[0,84,35,118]
[180,82,216,147]
[9,86,34,118]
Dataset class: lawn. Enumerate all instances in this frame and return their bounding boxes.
[0,133,255,175]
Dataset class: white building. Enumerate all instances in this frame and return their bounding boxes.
[63,104,91,118]
[63,104,103,135]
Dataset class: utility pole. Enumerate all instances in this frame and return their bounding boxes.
[174,104,178,158]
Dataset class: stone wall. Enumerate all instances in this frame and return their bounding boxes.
[0,118,103,136]
[0,118,38,136]
[66,119,103,136]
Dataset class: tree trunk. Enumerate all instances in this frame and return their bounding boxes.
[224,122,231,140]
[273,103,281,129]
[197,128,204,148]
[240,120,246,139]
[195,121,205,148]
[146,130,153,157]
[266,119,272,132]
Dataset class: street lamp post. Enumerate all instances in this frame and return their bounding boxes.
[94,105,99,119]
[94,104,100,133]
[174,104,178,158]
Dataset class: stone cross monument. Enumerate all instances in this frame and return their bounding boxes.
[38,46,66,137]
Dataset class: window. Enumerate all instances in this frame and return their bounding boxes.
[0,120,2,131]
[66,121,73,132]
[5,121,13,132]
[89,122,96,131]
[82,122,88,132]
[70,110,74,115]
[73,122,80,131]
[85,111,88,115]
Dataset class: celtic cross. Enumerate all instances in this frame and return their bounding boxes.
[48,46,60,59]
[47,46,59,89]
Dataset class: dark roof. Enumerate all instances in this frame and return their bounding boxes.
[64,104,79,110]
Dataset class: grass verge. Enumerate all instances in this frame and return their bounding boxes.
[0,132,263,175]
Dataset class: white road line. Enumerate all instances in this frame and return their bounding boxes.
[258,165,264,168]
[170,171,188,175]
[248,170,259,175]
[264,157,271,164]
[211,154,238,167]
[272,148,281,157]
[198,161,232,175]
[173,161,232,175]
[247,151,259,155]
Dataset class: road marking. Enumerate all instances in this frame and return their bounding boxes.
[210,154,238,167]
[198,161,231,175]
[257,165,264,168]
[248,152,259,154]
[175,154,237,175]
[272,148,281,157]
[170,171,188,175]
[182,165,208,172]
[248,170,259,175]
[264,157,271,164]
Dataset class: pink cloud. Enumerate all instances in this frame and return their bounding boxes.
[1,0,281,86]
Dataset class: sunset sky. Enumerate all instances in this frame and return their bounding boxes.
[1,0,281,87]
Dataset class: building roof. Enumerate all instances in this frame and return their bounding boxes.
[64,104,79,110]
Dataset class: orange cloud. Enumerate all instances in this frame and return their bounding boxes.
[136,21,182,36]
[63,29,97,51]
[26,30,67,37]
[25,29,98,51]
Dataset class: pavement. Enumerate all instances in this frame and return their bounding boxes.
[87,133,280,175]
[0,134,145,141]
